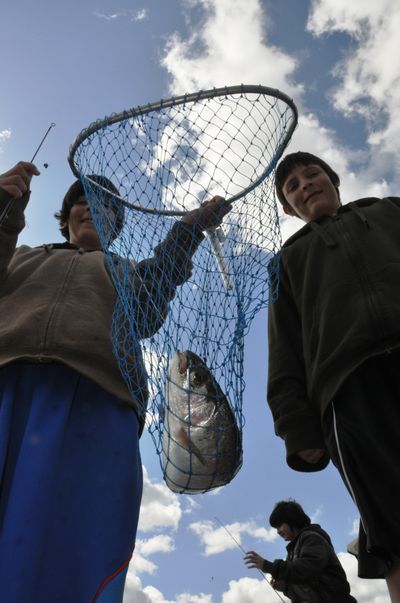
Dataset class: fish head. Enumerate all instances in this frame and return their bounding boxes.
[170,350,215,396]
[167,350,220,418]
[168,350,208,383]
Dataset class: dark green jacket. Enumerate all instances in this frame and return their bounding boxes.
[268,197,400,471]
[270,524,356,602]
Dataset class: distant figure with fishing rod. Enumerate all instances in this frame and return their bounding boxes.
[267,151,400,602]
[244,500,357,602]
[0,160,231,603]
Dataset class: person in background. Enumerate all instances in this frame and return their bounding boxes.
[244,500,357,602]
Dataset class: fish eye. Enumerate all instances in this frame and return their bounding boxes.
[190,369,206,386]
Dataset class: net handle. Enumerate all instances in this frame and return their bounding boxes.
[68,83,298,214]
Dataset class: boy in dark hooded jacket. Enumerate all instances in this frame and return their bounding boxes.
[244,500,356,602]
[267,151,400,601]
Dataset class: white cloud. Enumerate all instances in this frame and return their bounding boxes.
[0,129,11,158]
[138,535,175,557]
[94,11,120,20]
[221,577,287,603]
[94,9,148,22]
[0,129,11,142]
[162,0,300,96]
[123,570,213,603]
[175,595,213,603]
[142,586,213,603]
[134,9,148,22]
[183,496,200,514]
[131,552,158,576]
[137,466,182,532]
[189,519,276,555]
[307,0,389,37]
[133,535,175,575]
[307,0,400,172]
[123,572,155,603]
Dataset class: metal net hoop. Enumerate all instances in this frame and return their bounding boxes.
[69,84,297,214]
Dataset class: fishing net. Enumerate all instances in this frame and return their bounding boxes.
[68,84,298,493]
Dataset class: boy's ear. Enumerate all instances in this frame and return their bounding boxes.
[283,203,297,217]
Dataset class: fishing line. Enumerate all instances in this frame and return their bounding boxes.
[214,516,286,603]
[0,122,56,226]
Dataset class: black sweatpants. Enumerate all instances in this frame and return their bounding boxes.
[323,350,400,578]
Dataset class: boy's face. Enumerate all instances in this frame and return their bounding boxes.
[68,195,117,250]
[281,163,341,222]
[276,523,299,542]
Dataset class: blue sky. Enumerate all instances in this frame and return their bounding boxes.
[2,1,398,601]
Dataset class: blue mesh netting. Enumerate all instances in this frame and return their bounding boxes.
[68,85,297,493]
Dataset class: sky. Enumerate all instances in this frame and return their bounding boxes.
[1,1,399,601]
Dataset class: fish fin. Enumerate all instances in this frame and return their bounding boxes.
[177,427,207,466]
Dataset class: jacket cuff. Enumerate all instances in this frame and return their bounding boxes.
[0,189,29,232]
[170,220,205,256]
[270,559,285,579]
[154,220,205,267]
[284,417,330,472]
[262,559,274,574]
[287,450,330,472]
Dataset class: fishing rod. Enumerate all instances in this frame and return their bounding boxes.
[0,122,56,226]
[214,516,286,603]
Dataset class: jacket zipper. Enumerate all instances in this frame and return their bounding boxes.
[335,219,388,343]
[39,252,80,358]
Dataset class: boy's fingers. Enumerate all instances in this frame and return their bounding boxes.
[0,175,28,196]
[0,185,22,200]
[0,162,40,199]
[297,448,325,463]
[16,161,40,181]
[2,161,40,181]
[202,196,230,207]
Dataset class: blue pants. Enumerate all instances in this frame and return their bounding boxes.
[0,363,143,603]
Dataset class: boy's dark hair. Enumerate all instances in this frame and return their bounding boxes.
[269,500,311,530]
[275,151,340,207]
[54,175,124,241]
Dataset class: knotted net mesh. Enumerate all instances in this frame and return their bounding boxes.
[68,85,297,493]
